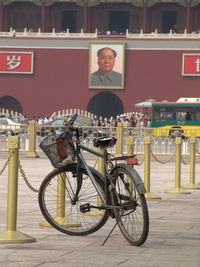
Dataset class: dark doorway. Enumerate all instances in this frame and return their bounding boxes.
[0,96,23,114]
[87,92,124,119]
[162,11,177,33]
[109,11,129,34]
[62,11,76,32]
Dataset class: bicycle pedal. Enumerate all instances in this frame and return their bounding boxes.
[80,203,91,213]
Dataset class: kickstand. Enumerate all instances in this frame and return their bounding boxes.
[100,220,118,246]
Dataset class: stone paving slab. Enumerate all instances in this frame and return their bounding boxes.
[0,152,199,267]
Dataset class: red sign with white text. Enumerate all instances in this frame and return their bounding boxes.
[182,54,200,76]
[0,52,33,74]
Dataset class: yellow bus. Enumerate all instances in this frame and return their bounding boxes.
[151,102,200,137]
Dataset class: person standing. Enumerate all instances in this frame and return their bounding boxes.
[38,116,44,125]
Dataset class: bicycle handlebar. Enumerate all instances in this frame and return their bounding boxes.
[58,113,78,140]
[67,113,78,126]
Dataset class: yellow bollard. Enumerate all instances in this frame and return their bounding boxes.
[126,136,134,193]
[182,137,200,189]
[26,120,39,158]
[127,136,134,156]
[98,147,105,177]
[116,122,123,156]
[0,136,36,243]
[144,136,161,199]
[165,137,190,194]
[40,173,81,227]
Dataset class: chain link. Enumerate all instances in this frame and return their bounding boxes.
[0,150,39,193]
[150,148,176,164]
[181,155,190,165]
[195,147,200,155]
[0,144,196,194]
[1,153,97,193]
[18,160,39,193]
[137,156,144,166]
[0,150,14,176]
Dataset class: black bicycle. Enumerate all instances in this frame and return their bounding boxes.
[38,114,149,246]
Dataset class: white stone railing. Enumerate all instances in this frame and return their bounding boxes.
[0,107,24,123]
[126,28,200,39]
[0,28,98,38]
[1,28,200,39]
[50,108,97,125]
[51,108,96,119]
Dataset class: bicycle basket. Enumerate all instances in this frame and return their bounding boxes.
[39,134,74,168]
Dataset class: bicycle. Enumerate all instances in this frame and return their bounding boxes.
[38,114,149,246]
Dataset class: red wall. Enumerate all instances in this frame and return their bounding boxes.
[0,46,200,119]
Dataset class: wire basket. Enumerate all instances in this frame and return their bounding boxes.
[39,134,74,168]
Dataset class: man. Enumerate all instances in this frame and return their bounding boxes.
[90,47,122,87]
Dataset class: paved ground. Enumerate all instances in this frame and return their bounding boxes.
[0,151,200,267]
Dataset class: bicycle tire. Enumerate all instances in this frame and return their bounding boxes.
[38,164,109,236]
[110,165,149,246]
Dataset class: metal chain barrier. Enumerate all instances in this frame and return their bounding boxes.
[18,158,98,192]
[18,160,39,193]
[18,153,97,191]
[150,148,177,164]
[181,155,190,165]
[195,147,200,155]
[137,156,145,166]
[0,150,39,193]
[0,150,14,176]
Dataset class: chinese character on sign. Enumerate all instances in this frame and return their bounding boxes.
[182,54,200,76]
[7,56,22,70]
[195,58,200,73]
[0,52,33,74]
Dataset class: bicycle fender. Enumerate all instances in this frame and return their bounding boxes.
[110,163,146,194]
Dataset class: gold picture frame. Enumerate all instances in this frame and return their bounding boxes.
[88,42,125,89]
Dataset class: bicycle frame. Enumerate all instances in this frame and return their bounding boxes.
[77,143,108,205]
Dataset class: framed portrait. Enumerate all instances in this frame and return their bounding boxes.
[88,42,125,89]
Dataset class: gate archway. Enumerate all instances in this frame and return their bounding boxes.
[0,96,23,114]
[87,92,124,118]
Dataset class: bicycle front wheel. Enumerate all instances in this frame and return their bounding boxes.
[38,164,109,236]
[110,165,149,246]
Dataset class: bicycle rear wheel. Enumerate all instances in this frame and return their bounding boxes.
[38,164,109,236]
[110,165,149,246]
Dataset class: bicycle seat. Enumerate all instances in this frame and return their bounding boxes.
[93,137,117,148]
